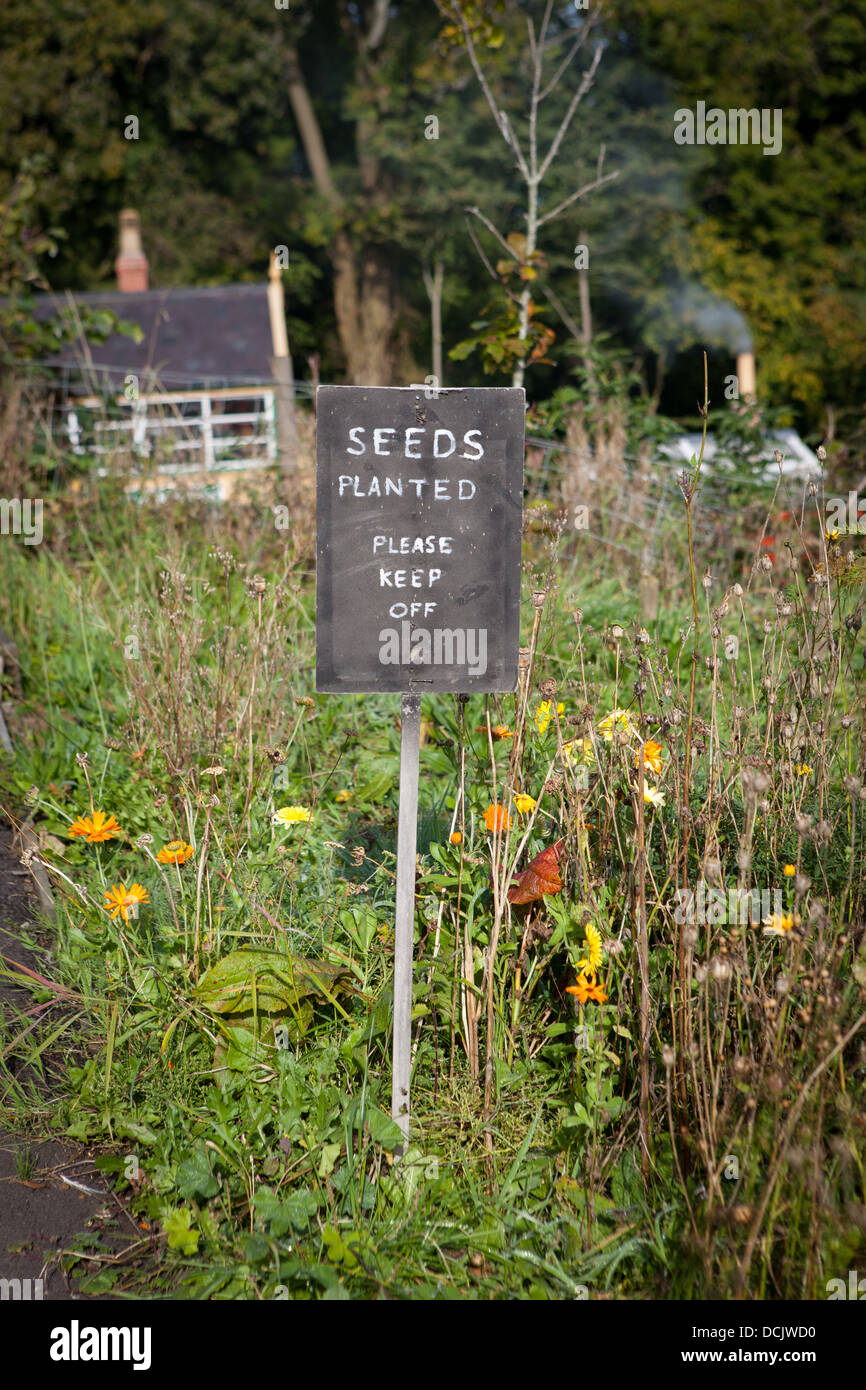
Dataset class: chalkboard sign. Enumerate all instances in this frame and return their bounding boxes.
[316,385,524,693]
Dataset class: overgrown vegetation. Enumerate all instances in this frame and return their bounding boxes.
[1,388,864,1300]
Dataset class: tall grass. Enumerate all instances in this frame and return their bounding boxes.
[0,400,864,1299]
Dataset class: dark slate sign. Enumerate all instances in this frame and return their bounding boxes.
[316,385,524,693]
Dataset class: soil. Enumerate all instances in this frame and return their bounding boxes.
[0,825,141,1299]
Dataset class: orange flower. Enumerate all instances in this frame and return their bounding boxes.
[68,810,123,842]
[635,740,663,775]
[566,970,608,1004]
[484,803,512,832]
[103,882,150,921]
[449,831,463,845]
[476,724,513,740]
[156,841,195,865]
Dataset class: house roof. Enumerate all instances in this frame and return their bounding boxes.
[32,284,274,389]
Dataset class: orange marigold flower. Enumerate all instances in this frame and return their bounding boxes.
[635,740,663,775]
[484,803,512,832]
[476,724,513,740]
[103,882,150,922]
[566,970,608,1004]
[449,831,463,845]
[156,840,195,865]
[68,810,123,842]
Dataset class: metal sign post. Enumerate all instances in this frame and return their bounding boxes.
[315,385,524,1145]
[391,693,420,1143]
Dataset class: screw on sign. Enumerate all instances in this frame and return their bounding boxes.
[316,386,524,1144]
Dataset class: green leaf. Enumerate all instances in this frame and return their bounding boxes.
[176,1147,220,1200]
[194,947,350,1016]
[162,1206,200,1255]
[364,1106,404,1150]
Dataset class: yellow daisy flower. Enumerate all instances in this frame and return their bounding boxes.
[514,793,537,815]
[577,922,604,976]
[598,708,638,742]
[273,806,311,826]
[763,911,798,937]
[535,701,565,735]
[103,882,150,922]
[156,841,194,865]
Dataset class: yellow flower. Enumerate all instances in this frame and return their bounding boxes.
[335,790,352,803]
[783,864,796,877]
[484,803,512,832]
[273,806,311,825]
[577,923,604,976]
[763,911,798,937]
[513,793,537,815]
[598,708,637,742]
[68,810,123,843]
[561,737,595,767]
[793,763,813,776]
[103,882,150,921]
[824,529,839,541]
[535,701,565,735]
[641,785,665,807]
[156,840,194,865]
[635,740,663,775]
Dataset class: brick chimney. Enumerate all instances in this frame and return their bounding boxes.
[115,209,148,292]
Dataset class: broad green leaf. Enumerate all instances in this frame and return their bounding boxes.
[194,947,350,1016]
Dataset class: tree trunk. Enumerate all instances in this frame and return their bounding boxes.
[285,43,396,385]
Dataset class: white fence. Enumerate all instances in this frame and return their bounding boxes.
[63,387,277,478]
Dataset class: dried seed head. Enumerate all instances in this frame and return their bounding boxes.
[841,715,853,730]
[843,775,861,796]
[135,834,154,848]
[636,627,650,645]
[794,812,812,835]
[775,974,790,996]
[24,785,40,807]
[662,1045,675,1070]
[732,583,744,598]
[702,856,722,885]
[794,872,811,895]
[711,956,732,982]
[610,624,624,641]
[531,589,546,609]
[573,608,583,625]
[702,571,712,590]
[817,445,826,462]
[732,1054,751,1077]
[732,1203,753,1225]
[814,820,833,844]
[539,677,557,698]
[760,554,773,571]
